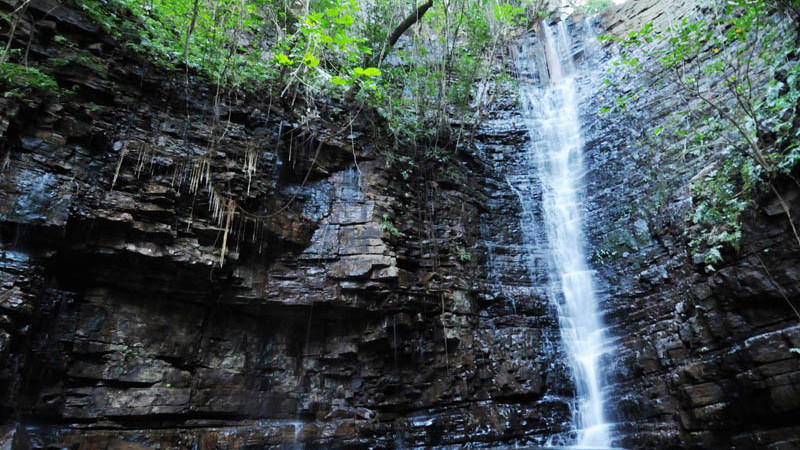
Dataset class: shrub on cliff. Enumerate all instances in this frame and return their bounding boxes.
[601,0,800,270]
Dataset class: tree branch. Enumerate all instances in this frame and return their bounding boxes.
[375,0,434,66]
[346,0,433,100]
[183,0,200,62]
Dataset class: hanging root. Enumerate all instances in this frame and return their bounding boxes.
[219,196,236,267]
[134,141,150,178]
[111,141,131,189]
[189,159,211,194]
[243,144,258,196]
[111,139,157,189]
[440,292,449,374]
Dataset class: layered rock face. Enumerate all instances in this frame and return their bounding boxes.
[2,0,799,448]
[0,1,571,448]
[580,1,800,448]
[478,1,800,446]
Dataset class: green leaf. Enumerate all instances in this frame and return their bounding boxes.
[334,13,354,27]
[274,52,293,66]
[303,53,320,68]
[363,67,381,77]
[330,75,349,85]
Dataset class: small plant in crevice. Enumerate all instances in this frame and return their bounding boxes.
[381,212,401,237]
[385,153,415,181]
[688,152,756,270]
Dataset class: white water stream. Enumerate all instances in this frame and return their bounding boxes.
[516,20,612,448]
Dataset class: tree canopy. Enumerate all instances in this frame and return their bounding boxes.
[66,0,552,139]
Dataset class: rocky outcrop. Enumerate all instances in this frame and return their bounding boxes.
[581,1,800,448]
[2,0,798,448]
[0,1,570,448]
[472,2,800,446]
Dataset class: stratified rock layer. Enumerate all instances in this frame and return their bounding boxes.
[0,1,570,448]
[1,0,799,449]
[585,1,800,448]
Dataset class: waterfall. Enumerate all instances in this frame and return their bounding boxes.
[514,20,613,448]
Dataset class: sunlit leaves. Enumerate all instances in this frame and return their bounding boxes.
[353,66,381,77]
[492,3,524,26]
[330,75,350,85]
[276,0,376,88]
[275,52,294,65]
[303,53,320,67]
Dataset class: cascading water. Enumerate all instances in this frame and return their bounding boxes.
[513,20,613,448]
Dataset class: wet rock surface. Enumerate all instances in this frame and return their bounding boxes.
[582,1,800,448]
[1,0,799,448]
[0,1,569,448]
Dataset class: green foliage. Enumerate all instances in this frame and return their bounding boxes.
[63,0,540,141]
[390,154,416,180]
[492,3,524,25]
[0,62,61,99]
[274,0,380,89]
[760,63,800,174]
[424,146,450,163]
[60,0,544,144]
[71,0,278,87]
[74,0,120,33]
[381,212,401,236]
[602,0,800,268]
[374,0,532,140]
[689,152,756,270]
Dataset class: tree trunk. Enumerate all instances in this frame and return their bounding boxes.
[183,0,201,63]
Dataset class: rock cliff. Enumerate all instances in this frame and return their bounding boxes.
[0,1,571,447]
[0,0,799,448]
[585,1,800,448]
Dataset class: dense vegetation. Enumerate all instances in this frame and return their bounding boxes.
[1,0,567,141]
[0,0,623,141]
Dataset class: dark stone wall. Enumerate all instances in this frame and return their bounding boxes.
[581,1,800,448]
[1,0,798,448]
[0,1,570,447]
